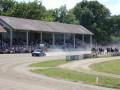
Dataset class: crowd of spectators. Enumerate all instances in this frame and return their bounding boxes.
[0,37,89,54]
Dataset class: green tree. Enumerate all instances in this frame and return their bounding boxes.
[9,0,46,20]
[58,5,67,23]
[73,0,111,44]
[9,2,28,18]
[109,15,120,37]
[0,0,16,15]
[42,9,56,22]
[50,5,67,22]
[62,10,79,24]
[26,0,46,20]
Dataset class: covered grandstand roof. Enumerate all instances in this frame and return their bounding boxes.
[0,25,6,33]
[0,16,93,35]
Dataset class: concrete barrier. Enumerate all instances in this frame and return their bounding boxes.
[111,52,120,56]
[66,55,84,61]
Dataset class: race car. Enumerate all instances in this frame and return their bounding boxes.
[32,49,46,56]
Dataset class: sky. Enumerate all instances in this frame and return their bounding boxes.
[16,0,120,15]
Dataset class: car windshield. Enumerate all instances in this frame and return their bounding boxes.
[34,49,42,52]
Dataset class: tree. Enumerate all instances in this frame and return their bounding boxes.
[58,5,67,23]
[51,8,60,22]
[26,0,46,20]
[50,5,67,22]
[62,10,79,24]
[73,0,111,44]
[9,2,28,18]
[109,15,120,37]
[0,0,16,15]
[9,0,46,20]
[42,9,56,22]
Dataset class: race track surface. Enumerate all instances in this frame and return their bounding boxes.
[0,52,118,90]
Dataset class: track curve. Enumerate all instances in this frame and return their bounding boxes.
[0,54,118,90]
[59,56,120,78]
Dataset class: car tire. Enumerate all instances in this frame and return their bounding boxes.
[44,54,46,56]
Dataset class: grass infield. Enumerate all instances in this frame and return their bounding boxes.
[97,55,111,58]
[30,59,67,67]
[90,59,120,75]
[30,59,120,89]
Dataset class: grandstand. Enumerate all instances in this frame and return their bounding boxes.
[0,16,93,53]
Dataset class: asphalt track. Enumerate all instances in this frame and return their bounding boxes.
[0,51,118,90]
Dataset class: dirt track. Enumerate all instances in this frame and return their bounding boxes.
[0,53,118,90]
[59,56,120,78]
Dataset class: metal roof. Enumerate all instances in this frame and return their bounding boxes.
[0,16,93,35]
[0,25,6,33]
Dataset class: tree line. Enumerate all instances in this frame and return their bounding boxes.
[0,0,120,44]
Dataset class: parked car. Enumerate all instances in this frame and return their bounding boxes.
[32,49,46,56]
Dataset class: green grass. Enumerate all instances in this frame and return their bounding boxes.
[31,68,120,89]
[90,59,120,75]
[30,59,120,89]
[30,55,111,67]
[97,55,111,58]
[31,68,96,83]
[30,59,67,67]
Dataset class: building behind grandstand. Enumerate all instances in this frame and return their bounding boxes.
[0,16,93,53]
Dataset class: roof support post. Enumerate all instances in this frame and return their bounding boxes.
[53,32,55,48]
[40,32,42,44]
[26,30,29,47]
[63,33,66,48]
[73,34,75,50]
[10,29,13,47]
[0,34,2,48]
[82,34,84,44]
[90,35,92,47]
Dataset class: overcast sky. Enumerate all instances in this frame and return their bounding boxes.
[16,0,120,15]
